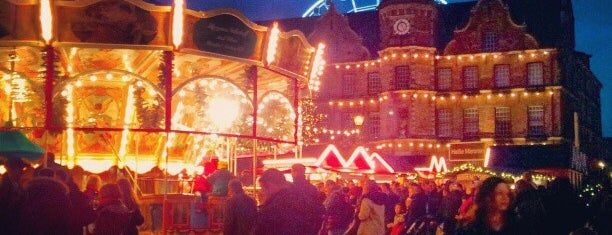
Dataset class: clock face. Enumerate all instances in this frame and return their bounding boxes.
[393,18,411,35]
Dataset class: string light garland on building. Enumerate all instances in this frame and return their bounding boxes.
[309,43,326,92]
[330,49,554,70]
[325,88,559,107]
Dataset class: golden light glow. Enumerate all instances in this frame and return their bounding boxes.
[40,0,53,44]
[65,84,75,165]
[484,147,491,167]
[208,97,241,131]
[172,0,185,49]
[118,85,136,162]
[0,165,6,175]
[309,43,326,92]
[77,158,115,174]
[266,22,280,65]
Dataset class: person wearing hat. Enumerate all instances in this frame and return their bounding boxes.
[207,161,234,196]
[0,158,29,235]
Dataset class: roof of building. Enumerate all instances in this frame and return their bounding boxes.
[259,0,570,57]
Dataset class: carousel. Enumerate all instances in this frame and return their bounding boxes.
[0,0,325,233]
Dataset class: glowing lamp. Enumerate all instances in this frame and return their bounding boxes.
[266,22,280,64]
[172,0,185,49]
[353,115,364,127]
[208,97,241,131]
[40,0,53,44]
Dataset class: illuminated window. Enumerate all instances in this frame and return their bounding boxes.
[528,106,545,136]
[527,62,543,86]
[438,109,452,137]
[438,68,451,90]
[395,66,410,90]
[368,113,380,139]
[342,74,355,97]
[494,64,510,88]
[463,108,479,138]
[495,107,511,137]
[463,66,478,90]
[367,72,382,95]
[483,31,497,52]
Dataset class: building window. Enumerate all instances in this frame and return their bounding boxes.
[438,109,451,137]
[482,31,497,52]
[368,113,380,139]
[463,66,478,90]
[463,108,479,138]
[528,106,545,136]
[367,72,382,95]
[494,64,510,88]
[437,68,451,90]
[395,66,410,90]
[342,74,355,97]
[495,107,511,137]
[527,62,543,86]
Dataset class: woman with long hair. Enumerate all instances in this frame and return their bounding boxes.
[117,178,144,235]
[455,176,516,235]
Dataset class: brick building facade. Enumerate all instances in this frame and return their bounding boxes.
[268,0,602,172]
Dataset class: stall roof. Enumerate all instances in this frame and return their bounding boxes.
[488,143,572,174]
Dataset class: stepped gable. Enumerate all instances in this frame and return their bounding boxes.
[261,0,569,58]
[306,3,371,62]
[443,0,539,54]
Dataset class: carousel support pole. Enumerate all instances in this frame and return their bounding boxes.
[162,49,173,235]
[135,133,140,193]
[251,64,258,194]
[253,139,258,193]
[43,45,54,167]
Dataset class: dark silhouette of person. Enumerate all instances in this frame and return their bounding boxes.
[117,178,144,235]
[17,177,71,235]
[223,179,257,235]
[0,158,29,235]
[93,183,131,235]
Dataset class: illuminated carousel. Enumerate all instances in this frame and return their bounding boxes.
[0,0,325,232]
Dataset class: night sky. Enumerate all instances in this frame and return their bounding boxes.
[150,0,612,136]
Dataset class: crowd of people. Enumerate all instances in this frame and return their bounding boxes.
[0,157,144,235]
[2,156,611,235]
[219,163,611,235]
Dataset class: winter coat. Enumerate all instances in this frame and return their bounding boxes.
[253,187,324,235]
[93,199,131,235]
[223,192,257,235]
[357,192,386,235]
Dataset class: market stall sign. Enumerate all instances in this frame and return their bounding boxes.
[193,14,258,59]
[449,142,486,161]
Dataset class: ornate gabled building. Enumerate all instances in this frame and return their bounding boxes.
[266,0,602,175]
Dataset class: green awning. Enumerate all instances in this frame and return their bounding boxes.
[0,130,45,161]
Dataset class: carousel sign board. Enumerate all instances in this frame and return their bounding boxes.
[449,142,486,162]
[192,14,260,59]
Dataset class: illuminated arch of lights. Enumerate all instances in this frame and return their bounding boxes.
[303,0,447,18]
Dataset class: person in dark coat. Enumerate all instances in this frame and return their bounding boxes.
[0,158,28,235]
[290,163,319,202]
[117,178,144,235]
[223,179,257,235]
[93,183,131,235]
[252,168,324,235]
[438,181,464,234]
[512,179,547,235]
[543,178,587,235]
[17,177,72,235]
[56,169,96,235]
